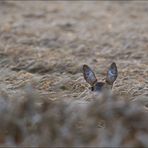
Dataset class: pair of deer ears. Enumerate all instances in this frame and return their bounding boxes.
[83,62,118,86]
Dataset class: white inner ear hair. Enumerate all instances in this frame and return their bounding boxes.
[88,71,95,79]
[109,70,115,76]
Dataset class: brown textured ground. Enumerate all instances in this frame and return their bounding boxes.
[0,1,148,146]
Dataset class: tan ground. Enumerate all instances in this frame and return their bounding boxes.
[0,1,147,102]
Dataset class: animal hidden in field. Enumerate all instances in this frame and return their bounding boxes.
[83,62,118,93]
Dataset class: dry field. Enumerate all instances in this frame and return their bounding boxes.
[0,1,148,147]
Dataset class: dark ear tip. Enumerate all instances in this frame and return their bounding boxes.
[83,64,89,70]
[83,64,87,67]
[111,62,117,68]
[111,62,116,66]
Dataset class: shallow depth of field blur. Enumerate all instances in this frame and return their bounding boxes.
[0,1,148,147]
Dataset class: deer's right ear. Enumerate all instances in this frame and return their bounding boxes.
[106,62,118,85]
[83,65,97,86]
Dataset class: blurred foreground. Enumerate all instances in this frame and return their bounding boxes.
[0,87,148,147]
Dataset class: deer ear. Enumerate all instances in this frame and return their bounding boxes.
[106,62,118,85]
[83,65,97,86]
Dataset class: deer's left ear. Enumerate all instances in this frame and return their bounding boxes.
[83,65,97,86]
[106,62,118,85]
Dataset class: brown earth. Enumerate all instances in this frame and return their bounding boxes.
[0,1,148,146]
